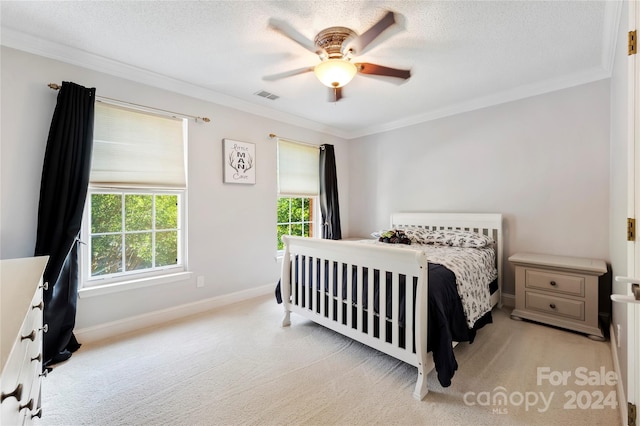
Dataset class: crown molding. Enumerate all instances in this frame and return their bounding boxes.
[344,1,620,140]
[344,66,611,139]
[2,3,619,142]
[0,27,350,140]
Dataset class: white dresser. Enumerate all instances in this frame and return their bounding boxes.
[509,252,607,340]
[1,256,49,425]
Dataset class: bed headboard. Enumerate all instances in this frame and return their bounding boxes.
[390,212,504,306]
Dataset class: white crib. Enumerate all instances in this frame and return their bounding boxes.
[279,212,503,400]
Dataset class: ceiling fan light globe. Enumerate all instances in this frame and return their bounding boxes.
[314,59,357,88]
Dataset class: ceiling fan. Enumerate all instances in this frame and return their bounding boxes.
[264,10,411,102]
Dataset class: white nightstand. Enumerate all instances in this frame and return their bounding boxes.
[509,252,607,341]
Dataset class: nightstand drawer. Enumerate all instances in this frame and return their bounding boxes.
[525,269,584,296]
[525,291,585,321]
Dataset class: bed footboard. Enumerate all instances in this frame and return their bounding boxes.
[280,236,430,399]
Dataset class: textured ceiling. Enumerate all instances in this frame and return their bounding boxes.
[0,1,619,139]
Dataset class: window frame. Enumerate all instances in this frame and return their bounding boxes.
[79,101,190,294]
[276,138,321,253]
[80,187,187,290]
[276,195,319,252]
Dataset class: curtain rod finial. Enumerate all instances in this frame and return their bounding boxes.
[199,117,211,123]
[269,133,277,139]
[48,83,61,90]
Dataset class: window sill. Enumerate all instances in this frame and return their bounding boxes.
[78,271,193,299]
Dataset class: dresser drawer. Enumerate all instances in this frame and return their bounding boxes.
[1,320,43,424]
[525,269,584,297]
[1,307,41,397]
[1,257,49,426]
[525,291,585,321]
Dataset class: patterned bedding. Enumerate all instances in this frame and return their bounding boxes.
[359,240,497,327]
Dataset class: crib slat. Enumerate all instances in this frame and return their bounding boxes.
[406,273,414,350]
[307,256,313,310]
[299,255,305,309]
[356,266,363,332]
[319,258,326,317]
[328,261,335,321]
[346,263,353,328]
[293,255,300,307]
[337,262,344,324]
[380,270,387,343]
[300,256,305,308]
[391,272,399,347]
[315,258,320,313]
[367,268,374,338]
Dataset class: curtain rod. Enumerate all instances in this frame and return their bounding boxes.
[48,83,210,123]
[268,133,325,150]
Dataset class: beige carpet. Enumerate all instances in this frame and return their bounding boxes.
[40,294,620,426]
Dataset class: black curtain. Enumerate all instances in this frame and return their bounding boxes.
[34,81,96,367]
[319,144,342,239]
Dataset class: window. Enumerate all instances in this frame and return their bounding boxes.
[81,102,187,287]
[276,197,313,250]
[276,139,319,250]
[89,191,182,277]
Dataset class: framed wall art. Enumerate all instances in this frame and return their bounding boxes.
[223,138,256,184]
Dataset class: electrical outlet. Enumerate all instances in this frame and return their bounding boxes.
[196,276,205,288]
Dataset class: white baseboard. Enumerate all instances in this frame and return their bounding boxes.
[75,283,275,343]
[610,322,627,426]
[501,292,515,308]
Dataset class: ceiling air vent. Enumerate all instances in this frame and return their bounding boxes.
[255,90,279,101]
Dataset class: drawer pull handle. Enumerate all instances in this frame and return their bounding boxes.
[40,324,49,333]
[549,303,557,309]
[550,281,557,287]
[31,353,42,363]
[40,281,49,291]
[19,398,34,412]
[21,330,36,341]
[32,301,44,311]
[31,408,43,419]
[1,383,23,402]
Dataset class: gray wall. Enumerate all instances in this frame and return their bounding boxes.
[0,46,350,329]
[348,80,611,297]
[0,41,620,371]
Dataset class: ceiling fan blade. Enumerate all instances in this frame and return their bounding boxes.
[328,87,343,102]
[349,11,397,54]
[263,66,315,81]
[355,63,411,80]
[268,18,320,54]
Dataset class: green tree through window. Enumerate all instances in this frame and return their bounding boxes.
[90,192,180,277]
[277,197,313,250]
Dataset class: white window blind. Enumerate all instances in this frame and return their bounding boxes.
[277,139,319,196]
[91,102,186,188]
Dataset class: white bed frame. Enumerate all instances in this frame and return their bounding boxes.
[280,212,503,400]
